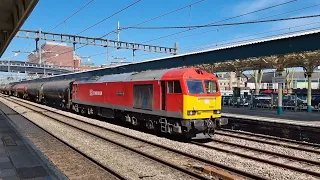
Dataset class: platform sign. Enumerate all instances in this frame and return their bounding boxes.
[272,76,285,83]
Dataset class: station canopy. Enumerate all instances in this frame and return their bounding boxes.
[195,49,320,73]
[0,0,39,57]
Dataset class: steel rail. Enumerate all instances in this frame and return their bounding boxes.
[219,128,320,148]
[190,141,320,178]
[0,98,127,180]
[3,97,215,180]
[215,130,320,154]
[6,96,265,180]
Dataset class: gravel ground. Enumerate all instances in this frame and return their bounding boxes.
[2,97,198,180]
[37,110,242,180]
[0,100,117,180]
[213,132,320,163]
[7,96,320,180]
[199,140,320,173]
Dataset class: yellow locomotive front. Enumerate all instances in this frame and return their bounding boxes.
[180,78,228,137]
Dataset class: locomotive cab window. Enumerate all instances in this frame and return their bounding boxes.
[186,80,204,94]
[174,81,182,93]
[204,80,218,94]
[168,81,173,93]
[167,81,182,94]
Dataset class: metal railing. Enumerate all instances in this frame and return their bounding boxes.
[0,61,79,70]
[222,94,320,113]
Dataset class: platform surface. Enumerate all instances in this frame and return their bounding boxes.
[222,106,320,127]
[0,110,58,180]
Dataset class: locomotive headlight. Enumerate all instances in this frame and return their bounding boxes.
[213,110,221,114]
[187,110,196,116]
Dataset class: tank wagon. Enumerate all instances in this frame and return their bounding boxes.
[12,83,29,98]
[1,68,227,138]
[26,82,44,102]
[0,85,5,94]
[42,80,74,109]
[3,83,15,95]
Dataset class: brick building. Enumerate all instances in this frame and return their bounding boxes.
[28,42,80,69]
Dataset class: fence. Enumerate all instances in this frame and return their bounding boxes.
[222,94,320,113]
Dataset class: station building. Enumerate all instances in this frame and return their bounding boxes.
[217,72,248,90]
[246,71,320,90]
[27,42,81,69]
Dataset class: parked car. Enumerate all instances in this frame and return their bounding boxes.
[252,94,272,107]
[311,96,320,109]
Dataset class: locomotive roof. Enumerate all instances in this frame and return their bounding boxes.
[74,68,215,84]
[75,69,174,84]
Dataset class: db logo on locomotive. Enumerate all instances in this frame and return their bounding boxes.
[89,89,103,96]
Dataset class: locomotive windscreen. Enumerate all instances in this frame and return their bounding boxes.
[133,84,153,110]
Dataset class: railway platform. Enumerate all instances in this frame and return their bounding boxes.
[221,106,320,144]
[0,105,58,180]
[222,106,320,127]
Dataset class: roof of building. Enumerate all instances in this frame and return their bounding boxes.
[0,0,39,57]
[44,41,68,46]
[216,72,247,79]
[247,71,320,83]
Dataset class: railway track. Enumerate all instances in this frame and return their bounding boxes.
[0,96,126,180]
[215,129,320,154]
[192,139,320,178]
[188,129,320,178]
[3,96,265,180]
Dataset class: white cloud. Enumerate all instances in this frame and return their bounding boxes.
[233,0,291,17]
[269,10,320,31]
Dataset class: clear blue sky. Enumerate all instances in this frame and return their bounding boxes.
[2,0,320,66]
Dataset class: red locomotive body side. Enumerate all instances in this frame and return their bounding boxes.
[125,80,161,110]
[72,68,220,116]
[73,82,106,104]
[73,80,162,111]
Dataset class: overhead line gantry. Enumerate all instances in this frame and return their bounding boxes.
[16,29,178,55]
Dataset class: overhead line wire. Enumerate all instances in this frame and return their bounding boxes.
[120,14,320,30]
[35,0,96,56]
[52,0,205,64]
[142,0,298,43]
[180,21,320,52]
[76,0,142,35]
[157,3,320,44]
[100,0,206,38]
[99,0,300,58]
[48,0,95,32]
[97,22,320,62]
[44,0,143,64]
[26,0,95,53]
[46,0,141,52]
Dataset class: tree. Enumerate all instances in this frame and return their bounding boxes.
[285,68,295,93]
[250,70,264,95]
[193,63,216,74]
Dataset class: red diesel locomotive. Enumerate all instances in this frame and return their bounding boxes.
[3,67,227,138]
[72,68,227,138]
